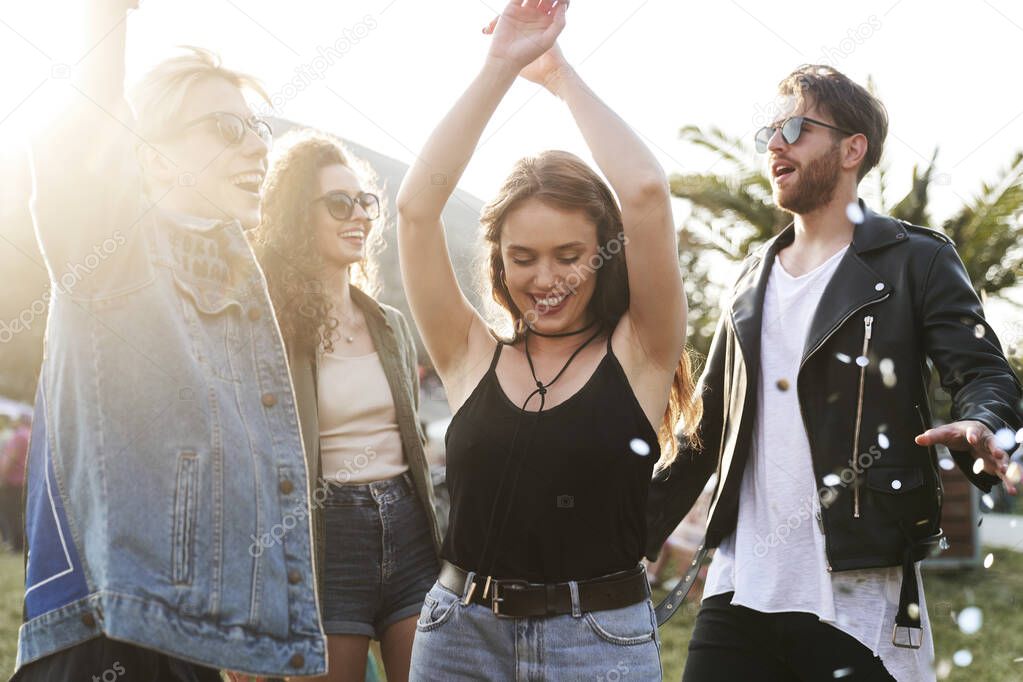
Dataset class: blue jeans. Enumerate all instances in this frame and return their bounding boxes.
[321,473,439,639]
[410,580,661,680]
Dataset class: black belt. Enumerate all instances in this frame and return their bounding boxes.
[438,561,649,618]
[892,527,945,649]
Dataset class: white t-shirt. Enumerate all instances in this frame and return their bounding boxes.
[703,245,936,682]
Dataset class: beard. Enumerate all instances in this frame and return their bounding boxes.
[774,144,842,215]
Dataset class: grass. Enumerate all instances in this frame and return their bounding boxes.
[653,548,1023,681]
[2,549,1022,680]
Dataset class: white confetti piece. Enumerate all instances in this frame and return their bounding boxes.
[953,649,973,667]
[629,438,651,456]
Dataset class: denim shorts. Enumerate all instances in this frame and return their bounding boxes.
[321,472,439,639]
[409,578,662,680]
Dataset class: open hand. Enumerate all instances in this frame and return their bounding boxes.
[484,0,568,71]
[916,420,1018,495]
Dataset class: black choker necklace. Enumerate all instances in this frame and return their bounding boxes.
[524,318,599,338]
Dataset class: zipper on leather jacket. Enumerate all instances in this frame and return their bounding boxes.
[796,290,888,569]
[851,315,874,518]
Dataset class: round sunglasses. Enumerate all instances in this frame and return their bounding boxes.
[312,190,381,221]
[754,116,856,153]
[177,111,273,148]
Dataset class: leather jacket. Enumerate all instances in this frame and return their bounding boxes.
[647,203,1022,577]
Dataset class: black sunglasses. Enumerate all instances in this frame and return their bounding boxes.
[312,190,380,221]
[755,116,856,153]
[177,111,273,147]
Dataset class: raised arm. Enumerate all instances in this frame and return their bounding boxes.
[521,47,685,368]
[396,0,567,389]
[30,0,144,286]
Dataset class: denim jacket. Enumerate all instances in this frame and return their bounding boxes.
[16,207,327,676]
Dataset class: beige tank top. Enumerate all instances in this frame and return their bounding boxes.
[317,350,408,484]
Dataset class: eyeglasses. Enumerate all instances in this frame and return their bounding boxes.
[754,116,856,153]
[312,190,380,221]
[177,111,273,147]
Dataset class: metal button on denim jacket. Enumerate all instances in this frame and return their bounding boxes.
[17,208,327,677]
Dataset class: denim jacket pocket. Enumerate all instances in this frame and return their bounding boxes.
[172,451,199,585]
[171,271,246,382]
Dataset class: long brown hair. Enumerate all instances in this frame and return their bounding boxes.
[250,130,384,354]
[479,150,702,467]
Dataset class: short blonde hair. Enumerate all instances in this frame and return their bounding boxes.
[130,46,269,141]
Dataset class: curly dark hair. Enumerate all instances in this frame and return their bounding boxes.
[249,130,385,354]
[479,150,702,466]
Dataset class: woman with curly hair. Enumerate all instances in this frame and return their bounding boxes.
[396,1,699,679]
[250,131,441,682]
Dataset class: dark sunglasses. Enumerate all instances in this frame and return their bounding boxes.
[754,116,856,153]
[312,190,380,221]
[177,111,273,147]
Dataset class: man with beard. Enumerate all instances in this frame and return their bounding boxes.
[647,65,1022,680]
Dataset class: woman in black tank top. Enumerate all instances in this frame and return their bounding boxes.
[396,2,701,678]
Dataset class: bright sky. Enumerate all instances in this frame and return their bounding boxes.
[2,0,1021,337]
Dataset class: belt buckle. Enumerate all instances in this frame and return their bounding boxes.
[891,623,922,649]
[491,579,529,618]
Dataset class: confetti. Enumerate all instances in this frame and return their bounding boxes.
[776,378,790,391]
[935,659,952,679]
[855,355,870,367]
[629,438,651,456]
[981,494,994,510]
[823,474,841,487]
[879,358,894,374]
[846,202,865,224]
[994,428,1016,450]
[957,606,983,634]
[878,433,890,450]
[907,603,920,620]
[973,324,986,338]
[972,459,985,475]
[832,667,854,679]
[983,553,994,569]
[939,458,955,471]
[953,649,973,667]
[835,353,852,364]
[890,479,902,490]
[1016,428,1023,444]
[1007,462,1022,485]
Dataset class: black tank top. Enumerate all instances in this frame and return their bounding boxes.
[441,333,659,583]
